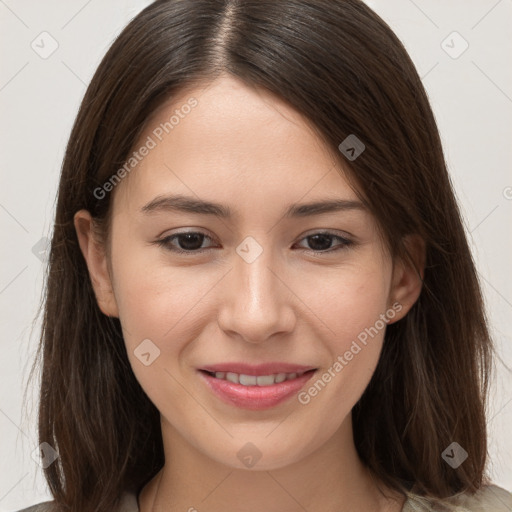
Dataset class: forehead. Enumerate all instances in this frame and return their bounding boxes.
[112,75,359,215]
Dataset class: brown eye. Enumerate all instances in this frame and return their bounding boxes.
[156,231,215,254]
[155,230,354,256]
[295,232,354,253]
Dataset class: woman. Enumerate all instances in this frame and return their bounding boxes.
[19,0,512,511]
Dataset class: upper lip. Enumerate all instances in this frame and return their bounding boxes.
[199,362,317,376]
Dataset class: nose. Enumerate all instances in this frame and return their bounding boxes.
[216,245,296,344]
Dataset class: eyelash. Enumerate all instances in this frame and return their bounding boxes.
[154,230,354,256]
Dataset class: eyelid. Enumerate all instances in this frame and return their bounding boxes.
[154,228,355,255]
[154,229,217,254]
[293,230,354,252]
[298,228,353,241]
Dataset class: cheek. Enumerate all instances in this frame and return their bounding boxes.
[330,279,389,346]
[111,244,217,354]
[112,253,209,401]
[301,262,391,402]
[303,258,391,343]
[113,240,391,349]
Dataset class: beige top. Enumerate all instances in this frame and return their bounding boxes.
[15,484,512,512]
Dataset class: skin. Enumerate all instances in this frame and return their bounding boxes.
[74,74,424,512]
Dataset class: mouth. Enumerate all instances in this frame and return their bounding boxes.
[197,368,318,410]
[199,368,317,386]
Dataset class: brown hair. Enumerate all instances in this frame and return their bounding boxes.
[27,0,495,510]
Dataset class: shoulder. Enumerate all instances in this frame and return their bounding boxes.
[404,484,512,512]
[449,485,512,511]
[14,490,139,512]
[14,501,54,512]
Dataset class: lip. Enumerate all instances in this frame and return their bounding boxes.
[198,367,318,410]
[199,362,317,376]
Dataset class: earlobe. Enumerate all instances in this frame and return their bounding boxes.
[73,210,119,318]
[387,234,426,323]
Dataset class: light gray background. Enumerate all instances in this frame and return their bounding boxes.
[1,0,511,510]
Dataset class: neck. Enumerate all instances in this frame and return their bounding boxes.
[139,414,406,512]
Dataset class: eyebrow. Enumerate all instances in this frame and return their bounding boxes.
[140,194,366,218]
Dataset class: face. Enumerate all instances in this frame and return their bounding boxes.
[75,74,421,471]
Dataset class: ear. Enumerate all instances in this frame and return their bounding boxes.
[73,209,119,318]
[387,234,425,323]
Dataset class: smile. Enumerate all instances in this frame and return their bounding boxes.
[198,369,318,410]
[202,369,313,386]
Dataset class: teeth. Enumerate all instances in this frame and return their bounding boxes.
[226,372,238,384]
[211,370,308,386]
[256,375,275,386]
[274,373,287,383]
[239,374,257,386]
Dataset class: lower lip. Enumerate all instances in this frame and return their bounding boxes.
[198,370,317,410]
